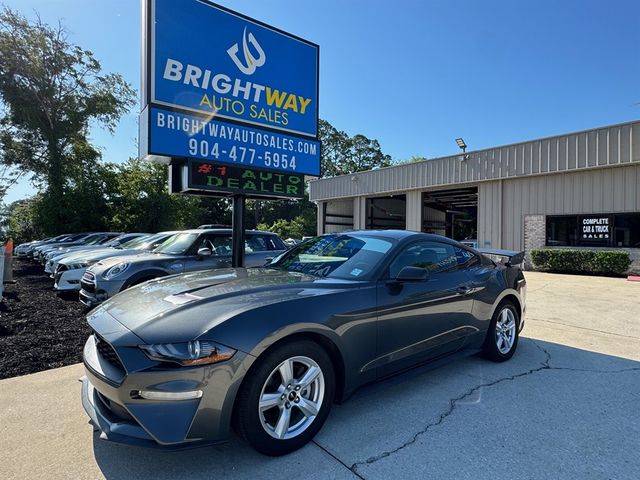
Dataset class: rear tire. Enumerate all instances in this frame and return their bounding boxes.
[482,300,520,362]
[235,340,335,456]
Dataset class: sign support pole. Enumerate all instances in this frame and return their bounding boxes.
[231,194,246,268]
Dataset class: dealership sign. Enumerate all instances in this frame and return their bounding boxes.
[140,106,320,176]
[580,215,610,242]
[182,160,304,199]
[139,0,320,192]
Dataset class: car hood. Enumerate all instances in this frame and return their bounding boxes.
[90,252,177,272]
[60,248,145,265]
[38,241,81,251]
[58,244,106,254]
[91,268,359,344]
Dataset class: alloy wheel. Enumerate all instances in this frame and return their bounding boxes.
[258,355,325,440]
[495,307,516,354]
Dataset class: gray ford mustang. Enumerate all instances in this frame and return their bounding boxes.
[81,230,526,455]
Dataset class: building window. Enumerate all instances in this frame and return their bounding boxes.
[546,216,578,246]
[613,213,640,248]
[546,213,640,248]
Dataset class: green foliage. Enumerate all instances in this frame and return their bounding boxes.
[246,194,316,236]
[0,7,135,226]
[3,196,42,244]
[109,159,196,232]
[257,216,308,239]
[530,249,631,276]
[319,119,392,177]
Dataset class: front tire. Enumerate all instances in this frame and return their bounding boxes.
[235,340,335,456]
[482,301,520,362]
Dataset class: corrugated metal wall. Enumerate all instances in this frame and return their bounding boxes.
[310,120,640,201]
[478,181,502,249]
[478,163,640,250]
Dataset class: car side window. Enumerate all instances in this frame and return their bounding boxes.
[262,235,284,250]
[388,241,458,278]
[454,246,480,268]
[211,235,232,255]
[195,234,231,255]
[246,235,268,252]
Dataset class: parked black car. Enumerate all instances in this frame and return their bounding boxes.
[81,230,526,455]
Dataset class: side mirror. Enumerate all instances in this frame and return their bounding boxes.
[197,247,212,258]
[395,266,429,282]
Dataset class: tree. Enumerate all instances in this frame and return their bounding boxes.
[257,216,306,239]
[3,196,42,243]
[109,158,202,233]
[0,8,136,234]
[319,119,392,177]
[0,164,25,201]
[246,194,316,234]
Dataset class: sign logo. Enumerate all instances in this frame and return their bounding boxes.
[227,27,266,75]
[581,216,610,241]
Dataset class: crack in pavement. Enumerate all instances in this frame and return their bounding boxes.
[312,440,366,480]
[346,339,640,477]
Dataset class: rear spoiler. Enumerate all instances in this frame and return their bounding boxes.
[476,249,525,267]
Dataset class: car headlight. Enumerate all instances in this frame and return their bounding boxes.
[68,261,95,270]
[103,262,130,279]
[139,341,236,366]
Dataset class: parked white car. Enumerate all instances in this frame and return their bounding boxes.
[44,233,146,274]
[53,232,177,292]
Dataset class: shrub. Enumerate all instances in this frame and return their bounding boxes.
[530,249,631,276]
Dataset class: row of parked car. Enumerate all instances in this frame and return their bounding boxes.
[15,227,288,307]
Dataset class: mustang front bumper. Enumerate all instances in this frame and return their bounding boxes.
[81,325,249,448]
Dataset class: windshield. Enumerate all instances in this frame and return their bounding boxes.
[63,233,86,242]
[118,235,149,249]
[121,233,169,250]
[87,235,113,245]
[152,233,198,255]
[269,234,394,279]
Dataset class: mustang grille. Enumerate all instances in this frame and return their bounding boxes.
[94,334,125,372]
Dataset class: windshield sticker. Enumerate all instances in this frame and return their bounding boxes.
[350,268,363,277]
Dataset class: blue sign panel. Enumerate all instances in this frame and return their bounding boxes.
[146,107,321,176]
[149,0,318,138]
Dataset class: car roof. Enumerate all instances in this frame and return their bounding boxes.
[179,229,279,235]
[328,229,461,244]
[332,229,416,239]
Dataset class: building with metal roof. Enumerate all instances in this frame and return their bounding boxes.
[309,120,640,269]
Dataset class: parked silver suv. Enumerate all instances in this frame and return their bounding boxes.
[79,229,287,307]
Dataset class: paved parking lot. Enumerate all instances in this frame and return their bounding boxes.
[1,271,639,479]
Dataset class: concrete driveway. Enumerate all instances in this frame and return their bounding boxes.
[1,272,639,479]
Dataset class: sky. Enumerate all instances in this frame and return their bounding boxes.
[3,0,640,203]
